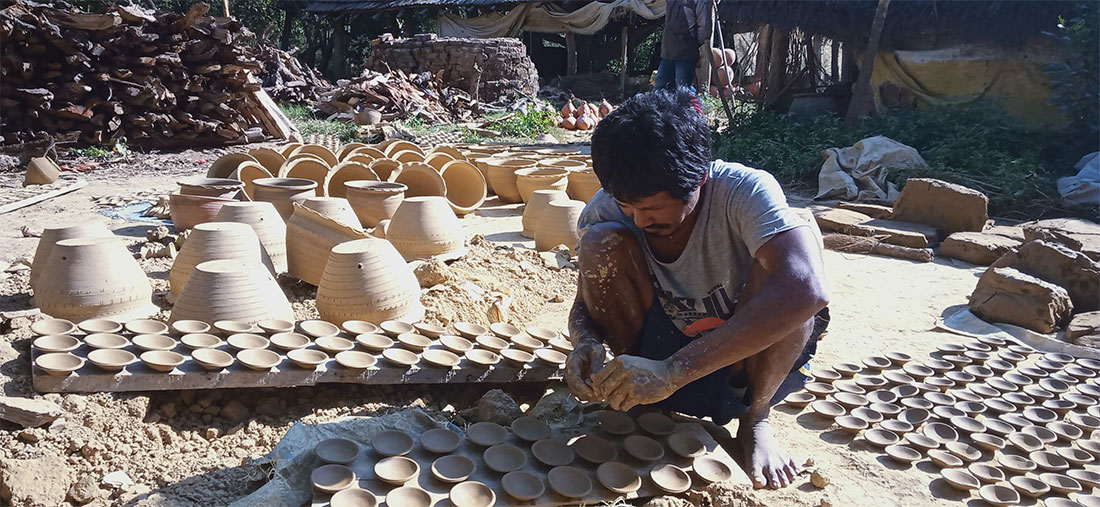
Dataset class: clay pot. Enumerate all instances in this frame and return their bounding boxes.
[181,333,222,349]
[287,349,329,369]
[515,167,569,203]
[349,146,387,160]
[345,181,406,228]
[247,147,286,176]
[177,177,245,199]
[133,334,177,352]
[31,220,111,293]
[32,334,80,353]
[374,454,418,483]
[169,193,236,231]
[438,160,486,215]
[214,201,288,274]
[391,150,425,164]
[282,158,331,197]
[227,162,273,199]
[206,153,258,179]
[286,200,369,286]
[87,348,136,372]
[548,466,593,498]
[421,428,462,453]
[337,143,368,161]
[269,332,310,350]
[251,178,318,220]
[36,236,156,322]
[501,348,534,365]
[315,335,355,354]
[466,422,507,446]
[385,196,466,261]
[278,143,302,158]
[382,140,423,158]
[336,350,377,370]
[486,158,537,203]
[464,349,499,367]
[141,350,185,372]
[315,238,424,324]
[237,349,281,371]
[312,464,355,493]
[381,320,415,337]
[423,152,455,172]
[366,158,399,181]
[169,259,293,324]
[329,488,376,507]
[422,349,460,368]
[431,455,474,483]
[566,168,602,202]
[168,222,266,303]
[522,189,569,239]
[534,199,586,253]
[942,468,981,491]
[598,462,642,493]
[30,318,77,336]
[502,471,544,501]
[324,162,379,198]
[450,481,495,507]
[289,144,339,167]
[24,156,60,185]
[35,353,84,376]
[388,162,446,198]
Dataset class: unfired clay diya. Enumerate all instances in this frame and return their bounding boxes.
[191,349,234,370]
[372,430,414,457]
[431,455,474,483]
[548,466,593,498]
[421,428,462,454]
[374,456,419,485]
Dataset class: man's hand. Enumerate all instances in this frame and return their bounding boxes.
[591,355,677,411]
[564,340,606,402]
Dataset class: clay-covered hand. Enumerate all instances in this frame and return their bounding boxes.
[591,355,677,412]
[564,339,606,402]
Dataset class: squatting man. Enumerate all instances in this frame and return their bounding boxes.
[564,88,830,489]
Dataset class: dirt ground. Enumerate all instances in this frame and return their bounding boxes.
[0,144,1000,506]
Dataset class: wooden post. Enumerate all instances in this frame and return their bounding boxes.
[619,25,629,98]
[845,0,891,126]
[222,0,229,17]
[565,32,577,75]
[763,28,788,102]
[830,38,839,81]
[696,0,715,93]
[754,25,771,81]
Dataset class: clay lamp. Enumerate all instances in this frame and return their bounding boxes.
[851,407,883,424]
[171,320,210,335]
[525,326,557,342]
[257,319,295,334]
[665,432,704,458]
[648,464,690,494]
[329,489,376,507]
[336,351,377,371]
[954,401,985,416]
[500,348,535,366]
[315,335,355,354]
[931,405,964,420]
[467,422,507,446]
[949,415,986,435]
[236,349,280,371]
[463,349,500,368]
[572,435,617,464]
[548,338,574,353]
[32,335,80,353]
[1067,469,1100,489]
[921,422,958,445]
[1066,365,1099,380]
[855,375,887,390]
[835,415,868,434]
[971,433,1006,452]
[1035,359,1064,372]
[927,450,962,468]
[213,320,254,336]
[413,322,446,338]
[1002,392,1034,406]
[341,320,379,335]
[534,348,567,366]
[879,419,914,435]
[372,430,414,457]
[596,410,636,435]
[834,381,866,395]
[884,351,912,365]
[978,484,1020,507]
[356,333,393,353]
[942,354,971,368]
[871,402,902,417]
[132,334,177,352]
[924,359,953,373]
[311,464,355,493]
[379,320,414,337]
[453,322,488,339]
[125,319,168,335]
[420,428,461,454]
[963,340,992,352]
[952,390,981,402]
[810,367,841,383]
[968,463,1005,484]
[861,356,891,371]
[431,455,474,483]
[269,332,310,351]
[315,438,359,465]
[385,487,431,507]
[925,377,955,392]
[968,384,999,398]
[834,362,862,377]
[287,349,328,370]
[805,382,837,398]
[963,365,994,379]
[1043,398,1076,415]
[85,333,129,350]
[963,350,991,363]
[484,444,526,473]
[997,454,1036,474]
[784,392,815,408]
[976,335,1007,348]
[884,444,921,464]
[374,456,419,485]
[78,319,122,334]
[923,392,955,407]
[1039,472,1082,495]
[692,456,732,484]
[510,334,543,353]
[936,343,967,354]
[1068,413,1100,435]
[31,318,77,336]
[883,371,915,387]
[1081,438,1100,458]
[421,349,460,369]
[395,332,431,352]
[511,416,550,442]
[449,481,495,507]
[1023,406,1057,425]
[903,363,934,379]
[1040,377,1071,394]
[890,384,920,398]
[638,412,676,435]
[226,333,269,351]
[1019,424,1055,444]
[501,471,544,501]
[940,468,980,491]
[181,333,222,350]
[191,348,234,371]
[903,433,939,453]
[1007,432,1043,453]
[983,418,1014,437]
[985,359,1013,374]
[984,398,1016,414]
[475,335,509,353]
[944,441,982,463]
[1029,450,1070,472]
[549,466,594,498]
[900,397,933,410]
[1049,421,1084,442]
[1056,446,1093,466]
[1009,476,1049,498]
[866,390,897,405]
[439,335,474,354]
[140,351,185,372]
[1018,366,1049,380]
[532,439,574,467]
[489,322,521,339]
[897,408,930,427]
[997,350,1026,363]
[864,429,899,448]
[86,349,136,372]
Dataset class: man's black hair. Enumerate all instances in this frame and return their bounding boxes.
[590,87,712,202]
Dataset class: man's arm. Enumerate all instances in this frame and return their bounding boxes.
[666,226,828,389]
[565,295,607,401]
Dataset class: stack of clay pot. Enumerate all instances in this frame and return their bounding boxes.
[383,196,467,261]
[286,197,368,286]
[535,200,586,253]
[316,238,425,324]
[214,201,288,273]
[169,177,243,231]
[35,235,157,322]
[169,258,293,324]
[31,220,112,295]
[167,222,268,303]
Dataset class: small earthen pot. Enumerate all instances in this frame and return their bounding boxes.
[311,464,355,493]
[345,181,406,228]
[548,466,594,498]
[431,455,474,483]
[169,193,236,231]
[251,178,318,220]
[374,456,419,485]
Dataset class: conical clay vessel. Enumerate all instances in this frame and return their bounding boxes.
[168,222,267,303]
[385,196,466,261]
[286,201,369,286]
[345,181,406,228]
[31,220,111,294]
[486,159,537,203]
[214,201,288,274]
[535,200,586,253]
[522,190,569,239]
[36,236,157,322]
[439,160,487,216]
[252,177,318,220]
[316,238,425,324]
[170,259,293,324]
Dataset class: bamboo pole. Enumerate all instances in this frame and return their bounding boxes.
[620,25,629,98]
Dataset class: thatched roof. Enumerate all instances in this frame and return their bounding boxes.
[303,0,542,14]
[718,0,1075,48]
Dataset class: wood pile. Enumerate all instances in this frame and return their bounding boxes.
[315,69,474,124]
[255,45,329,104]
[0,1,290,149]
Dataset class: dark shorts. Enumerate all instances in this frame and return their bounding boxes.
[633,297,827,425]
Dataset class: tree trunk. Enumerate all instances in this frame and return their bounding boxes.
[565,32,577,75]
[845,0,891,126]
[280,8,296,51]
[763,27,789,102]
[331,16,346,79]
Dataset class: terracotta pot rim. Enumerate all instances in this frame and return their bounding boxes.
[516,168,569,178]
[252,177,318,190]
[345,180,408,192]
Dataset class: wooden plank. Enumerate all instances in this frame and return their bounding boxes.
[0,178,87,215]
[32,344,562,393]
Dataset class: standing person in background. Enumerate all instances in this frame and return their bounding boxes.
[655,0,713,91]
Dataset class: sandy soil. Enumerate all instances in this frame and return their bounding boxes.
[0,144,1033,506]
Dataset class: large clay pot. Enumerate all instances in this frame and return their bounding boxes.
[439,160,487,216]
[337,143,367,161]
[316,238,425,324]
[207,153,258,179]
[370,158,400,181]
[522,190,569,239]
[289,144,339,167]
[382,140,423,158]
[385,196,466,261]
[178,177,244,199]
[286,202,370,286]
[391,150,425,164]
[345,181,406,228]
[36,236,157,321]
[349,147,387,160]
[324,162,379,198]
[538,158,588,170]
[283,157,331,197]
[227,162,274,199]
[535,199,586,253]
[515,168,569,203]
[424,152,455,172]
[169,193,236,231]
[24,157,60,186]
[278,143,302,158]
[486,159,537,203]
[567,168,603,202]
[469,155,495,192]
[247,147,286,176]
[169,259,294,325]
[389,162,447,198]
[252,177,318,220]
[215,201,288,274]
[31,221,112,294]
[168,222,267,303]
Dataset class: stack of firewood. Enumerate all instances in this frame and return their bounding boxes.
[314,69,474,124]
[255,45,329,104]
[0,1,290,149]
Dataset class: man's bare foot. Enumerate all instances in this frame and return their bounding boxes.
[738,417,800,489]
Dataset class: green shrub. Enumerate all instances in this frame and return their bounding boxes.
[493,108,559,138]
[280,103,361,144]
